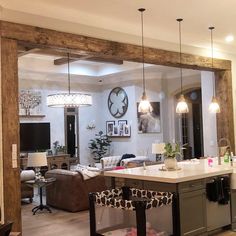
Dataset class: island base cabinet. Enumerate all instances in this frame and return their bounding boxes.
[179,189,207,236]
[231,190,236,230]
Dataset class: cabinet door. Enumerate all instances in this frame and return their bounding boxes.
[179,189,207,236]
[231,190,236,223]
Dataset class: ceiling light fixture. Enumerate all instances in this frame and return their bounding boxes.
[176,18,189,114]
[47,53,92,108]
[225,35,234,43]
[138,8,153,113]
[208,27,220,113]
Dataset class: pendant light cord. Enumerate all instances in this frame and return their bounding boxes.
[139,8,146,95]
[67,53,71,94]
[209,27,215,97]
[177,19,183,94]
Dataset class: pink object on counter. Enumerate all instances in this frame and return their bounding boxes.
[112,166,125,170]
[208,158,213,167]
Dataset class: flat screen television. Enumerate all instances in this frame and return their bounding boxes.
[20,122,51,152]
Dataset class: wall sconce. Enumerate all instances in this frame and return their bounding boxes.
[87,121,96,130]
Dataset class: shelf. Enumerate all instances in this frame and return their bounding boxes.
[20,115,45,118]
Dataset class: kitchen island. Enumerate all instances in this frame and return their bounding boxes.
[104,160,234,236]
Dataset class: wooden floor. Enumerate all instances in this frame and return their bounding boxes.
[22,202,90,236]
[21,201,236,236]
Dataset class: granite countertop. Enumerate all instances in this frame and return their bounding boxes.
[104,159,233,183]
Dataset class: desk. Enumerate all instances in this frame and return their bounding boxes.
[26,177,56,215]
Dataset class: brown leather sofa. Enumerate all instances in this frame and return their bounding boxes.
[45,169,106,212]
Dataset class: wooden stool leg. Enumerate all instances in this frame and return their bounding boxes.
[89,193,96,236]
[135,201,146,236]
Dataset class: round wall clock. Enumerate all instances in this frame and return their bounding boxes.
[108,87,128,118]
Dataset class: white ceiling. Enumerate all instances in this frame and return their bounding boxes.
[18,53,200,84]
[1,0,236,54]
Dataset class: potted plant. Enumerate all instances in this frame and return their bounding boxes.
[88,131,112,163]
[163,143,181,170]
[53,141,66,155]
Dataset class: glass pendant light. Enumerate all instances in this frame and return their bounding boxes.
[208,27,220,113]
[176,18,189,114]
[138,8,153,113]
[47,53,92,107]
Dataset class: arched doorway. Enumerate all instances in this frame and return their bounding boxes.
[175,88,204,159]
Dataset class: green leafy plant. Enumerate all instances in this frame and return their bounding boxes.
[53,141,66,154]
[88,131,112,162]
[164,143,181,158]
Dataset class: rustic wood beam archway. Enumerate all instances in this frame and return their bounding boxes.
[0,20,233,233]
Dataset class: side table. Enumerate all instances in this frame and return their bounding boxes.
[26,177,56,215]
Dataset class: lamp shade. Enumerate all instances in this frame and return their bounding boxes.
[47,93,92,108]
[209,96,220,113]
[176,94,189,114]
[138,96,153,113]
[27,152,47,167]
[47,53,93,108]
[152,143,165,154]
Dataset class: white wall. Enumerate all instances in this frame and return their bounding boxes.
[19,79,103,165]
[19,68,219,164]
[99,78,168,160]
[19,87,65,149]
[201,71,218,156]
[79,92,103,165]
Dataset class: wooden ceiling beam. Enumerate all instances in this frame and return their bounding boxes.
[85,57,123,65]
[18,44,123,65]
[18,46,41,57]
[54,56,123,65]
[2,21,231,71]
[54,57,80,65]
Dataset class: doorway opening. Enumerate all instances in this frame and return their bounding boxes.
[64,107,79,159]
[176,88,204,159]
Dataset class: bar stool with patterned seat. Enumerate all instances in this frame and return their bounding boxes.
[89,186,175,236]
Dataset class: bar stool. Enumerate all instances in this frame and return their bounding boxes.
[89,186,174,236]
[0,222,13,236]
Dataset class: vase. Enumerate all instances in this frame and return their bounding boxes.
[164,157,177,170]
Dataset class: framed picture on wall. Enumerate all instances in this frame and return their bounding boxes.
[118,120,127,136]
[123,125,131,137]
[112,125,119,136]
[106,121,115,136]
[137,102,161,133]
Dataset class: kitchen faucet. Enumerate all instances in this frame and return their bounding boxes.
[218,138,231,165]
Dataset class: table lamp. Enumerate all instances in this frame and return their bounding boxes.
[152,143,165,162]
[27,152,47,180]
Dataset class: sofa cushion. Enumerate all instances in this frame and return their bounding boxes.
[20,170,35,182]
[46,169,78,176]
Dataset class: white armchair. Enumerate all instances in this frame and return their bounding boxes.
[120,156,149,166]
[100,156,121,170]
[100,155,149,170]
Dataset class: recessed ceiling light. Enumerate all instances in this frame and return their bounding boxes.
[225,35,234,42]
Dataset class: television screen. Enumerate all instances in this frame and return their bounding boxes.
[20,123,51,152]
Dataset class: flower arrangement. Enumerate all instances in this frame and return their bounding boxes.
[53,141,66,155]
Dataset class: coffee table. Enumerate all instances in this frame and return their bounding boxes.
[26,177,56,215]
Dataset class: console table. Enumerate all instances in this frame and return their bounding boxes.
[20,154,70,170]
